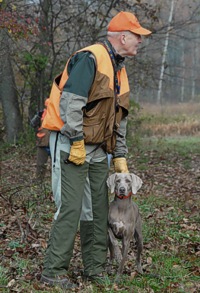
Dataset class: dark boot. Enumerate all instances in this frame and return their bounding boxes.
[40,274,78,289]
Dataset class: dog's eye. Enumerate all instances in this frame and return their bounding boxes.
[125,179,131,183]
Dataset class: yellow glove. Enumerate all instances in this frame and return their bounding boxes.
[68,140,86,165]
[113,157,129,173]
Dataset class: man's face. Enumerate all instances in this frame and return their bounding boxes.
[122,31,142,56]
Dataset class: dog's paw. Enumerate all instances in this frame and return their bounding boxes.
[136,264,143,274]
[115,252,122,263]
[106,264,112,275]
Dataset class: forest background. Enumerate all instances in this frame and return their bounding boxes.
[0,0,200,143]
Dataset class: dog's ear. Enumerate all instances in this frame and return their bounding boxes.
[106,174,116,194]
[130,173,143,194]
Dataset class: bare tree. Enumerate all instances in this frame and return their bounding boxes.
[0,29,23,143]
[156,0,175,104]
[1,0,200,143]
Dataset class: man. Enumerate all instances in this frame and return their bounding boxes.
[40,11,151,289]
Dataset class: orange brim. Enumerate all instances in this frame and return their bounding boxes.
[130,27,152,35]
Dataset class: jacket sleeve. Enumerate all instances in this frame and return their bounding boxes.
[112,116,128,158]
[59,52,96,142]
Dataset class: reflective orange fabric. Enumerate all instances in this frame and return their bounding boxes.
[42,44,129,131]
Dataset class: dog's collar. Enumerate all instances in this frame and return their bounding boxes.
[115,191,132,200]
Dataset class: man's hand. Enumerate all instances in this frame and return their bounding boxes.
[113,157,129,173]
[68,140,86,165]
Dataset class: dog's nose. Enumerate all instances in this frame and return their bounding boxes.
[119,186,126,193]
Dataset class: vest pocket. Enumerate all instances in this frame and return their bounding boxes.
[83,115,106,143]
[83,98,115,146]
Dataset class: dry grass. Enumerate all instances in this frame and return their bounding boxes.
[142,120,200,137]
[140,102,200,117]
[138,102,200,137]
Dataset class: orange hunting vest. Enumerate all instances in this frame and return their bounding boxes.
[42,44,130,152]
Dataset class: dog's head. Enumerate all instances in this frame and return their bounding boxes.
[107,173,143,196]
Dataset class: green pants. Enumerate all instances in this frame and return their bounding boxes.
[43,148,109,277]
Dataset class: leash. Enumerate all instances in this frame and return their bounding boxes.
[115,191,132,200]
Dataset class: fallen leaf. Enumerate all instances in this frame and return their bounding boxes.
[147,257,152,265]
[130,271,137,280]
[7,279,16,287]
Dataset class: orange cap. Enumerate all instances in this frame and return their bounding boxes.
[108,11,152,36]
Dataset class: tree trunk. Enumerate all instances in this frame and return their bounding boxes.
[0,30,23,143]
[157,0,175,104]
[191,41,197,101]
[28,0,51,118]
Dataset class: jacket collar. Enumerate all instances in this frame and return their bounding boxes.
[102,39,125,71]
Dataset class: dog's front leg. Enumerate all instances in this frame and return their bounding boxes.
[117,236,131,276]
[118,238,131,275]
[108,228,122,263]
[113,237,131,283]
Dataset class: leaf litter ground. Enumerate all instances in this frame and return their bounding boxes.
[0,142,199,292]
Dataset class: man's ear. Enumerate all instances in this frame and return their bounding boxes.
[121,32,126,45]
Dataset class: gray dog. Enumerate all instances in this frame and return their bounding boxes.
[107,173,143,279]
